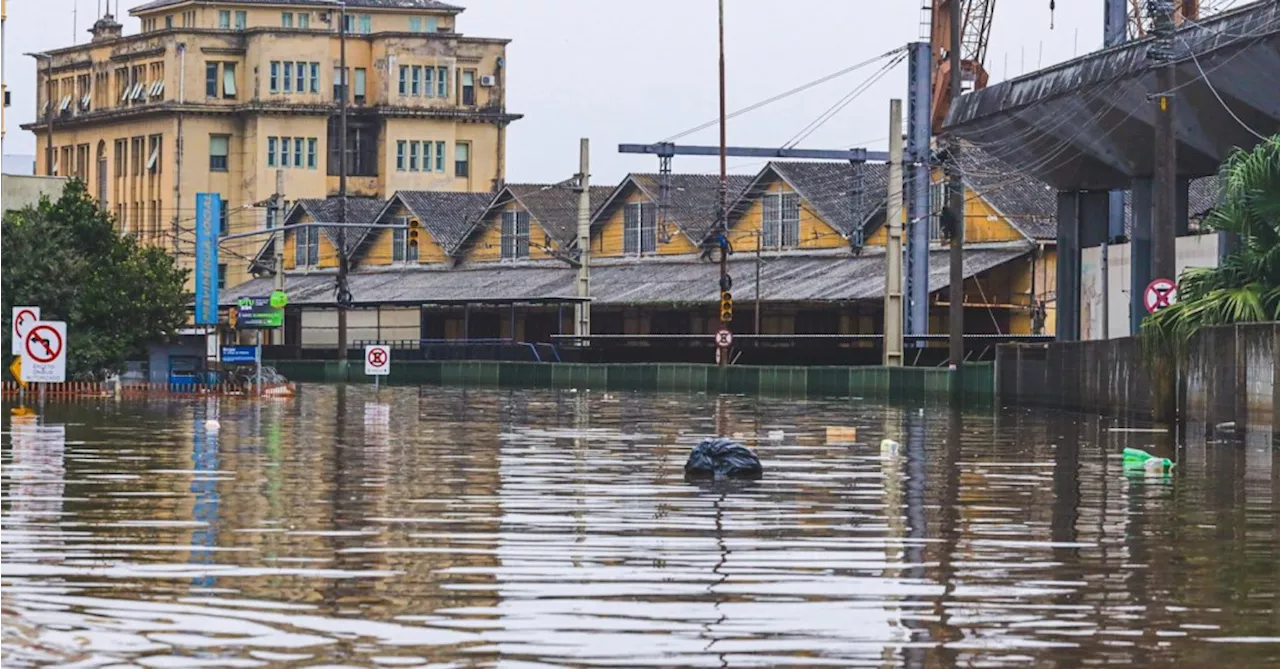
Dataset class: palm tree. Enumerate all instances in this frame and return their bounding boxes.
[1142,135,1280,358]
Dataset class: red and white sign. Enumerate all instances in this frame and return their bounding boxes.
[11,306,39,355]
[21,321,67,383]
[364,345,391,376]
[714,328,734,348]
[1144,278,1178,314]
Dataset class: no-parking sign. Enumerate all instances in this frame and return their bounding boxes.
[365,345,391,376]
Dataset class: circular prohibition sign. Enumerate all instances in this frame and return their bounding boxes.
[367,347,389,368]
[25,325,63,364]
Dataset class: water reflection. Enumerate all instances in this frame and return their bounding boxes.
[3,388,1279,667]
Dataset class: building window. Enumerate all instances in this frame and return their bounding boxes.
[222,63,237,98]
[436,66,448,97]
[360,14,371,33]
[333,67,345,100]
[422,141,434,172]
[165,15,172,29]
[298,13,310,29]
[454,142,469,178]
[392,227,419,263]
[209,135,229,171]
[353,68,366,104]
[283,62,294,92]
[427,16,438,32]
[217,264,227,289]
[435,141,445,172]
[762,192,801,248]
[327,119,379,177]
[501,210,530,260]
[409,141,419,171]
[461,70,475,106]
[343,13,354,32]
[623,202,657,255]
[205,62,218,98]
[293,136,304,167]
[281,12,293,27]
[147,135,162,174]
[396,141,406,171]
[423,66,434,98]
[307,138,317,169]
[280,137,291,168]
[409,17,421,32]
[234,11,246,30]
[296,226,320,267]
[219,200,229,236]
[267,137,277,167]
[410,66,421,96]
[269,61,279,93]
[398,66,407,96]
[218,9,230,29]
[295,61,305,93]
[310,62,320,93]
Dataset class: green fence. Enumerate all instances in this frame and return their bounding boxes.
[269,359,994,400]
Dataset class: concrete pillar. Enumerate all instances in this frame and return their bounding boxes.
[1079,190,1110,248]
[1056,191,1081,341]
[1131,178,1153,335]
[1175,176,1191,236]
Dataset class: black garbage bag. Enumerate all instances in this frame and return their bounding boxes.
[684,438,764,481]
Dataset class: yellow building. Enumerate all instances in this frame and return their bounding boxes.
[23,0,518,289]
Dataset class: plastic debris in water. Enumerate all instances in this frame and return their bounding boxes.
[1122,447,1174,473]
[880,438,901,456]
[684,438,763,481]
[825,426,857,444]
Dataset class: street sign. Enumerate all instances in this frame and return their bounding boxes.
[234,296,284,329]
[715,328,733,348]
[194,193,221,326]
[1144,278,1178,314]
[221,345,258,364]
[21,320,67,383]
[11,306,39,355]
[365,345,391,376]
[8,357,27,389]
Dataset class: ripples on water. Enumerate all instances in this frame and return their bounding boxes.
[2,386,1278,667]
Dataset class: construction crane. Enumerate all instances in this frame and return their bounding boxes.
[929,0,996,133]
[1127,0,1202,39]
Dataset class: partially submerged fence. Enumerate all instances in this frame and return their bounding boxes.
[1,381,295,398]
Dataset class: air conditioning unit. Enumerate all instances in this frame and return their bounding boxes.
[479,75,496,87]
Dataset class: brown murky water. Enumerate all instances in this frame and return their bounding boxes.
[3,386,1279,668]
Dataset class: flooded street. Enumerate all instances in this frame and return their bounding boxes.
[3,386,1279,667]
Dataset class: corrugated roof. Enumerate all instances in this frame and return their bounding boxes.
[763,161,891,238]
[625,173,755,242]
[221,245,1030,307]
[393,190,492,254]
[290,197,386,257]
[132,0,462,15]
[954,141,1058,241]
[504,183,615,244]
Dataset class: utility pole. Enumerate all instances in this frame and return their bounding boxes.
[716,0,730,367]
[947,0,964,371]
[336,1,351,371]
[272,169,285,345]
[906,42,931,348]
[575,138,591,342]
[884,99,905,367]
[1150,0,1177,283]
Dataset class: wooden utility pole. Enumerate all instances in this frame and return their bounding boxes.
[1151,1,1177,282]
[272,169,285,345]
[336,1,351,370]
[716,0,730,367]
[947,0,965,371]
[575,138,591,341]
[884,99,905,367]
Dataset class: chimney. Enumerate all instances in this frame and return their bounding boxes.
[90,13,123,42]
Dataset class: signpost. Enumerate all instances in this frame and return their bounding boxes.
[21,320,67,384]
[234,296,285,329]
[1144,278,1178,314]
[365,344,390,392]
[714,328,734,349]
[11,306,39,355]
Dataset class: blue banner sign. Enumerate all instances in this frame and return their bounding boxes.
[194,193,222,325]
[221,345,258,364]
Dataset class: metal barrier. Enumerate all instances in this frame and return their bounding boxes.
[351,338,560,363]
[0,381,295,398]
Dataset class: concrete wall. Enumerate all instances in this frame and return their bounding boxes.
[1080,234,1219,340]
[1,174,68,211]
[1184,323,1278,443]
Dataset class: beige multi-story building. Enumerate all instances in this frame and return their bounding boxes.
[23,0,518,288]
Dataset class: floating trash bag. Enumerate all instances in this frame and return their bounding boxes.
[684,438,764,481]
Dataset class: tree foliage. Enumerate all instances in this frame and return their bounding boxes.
[1142,135,1280,358]
[2,180,191,378]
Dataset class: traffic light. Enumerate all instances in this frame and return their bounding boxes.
[228,307,238,329]
[407,217,421,249]
[719,290,733,323]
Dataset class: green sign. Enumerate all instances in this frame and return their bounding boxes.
[270,290,289,309]
[235,296,284,329]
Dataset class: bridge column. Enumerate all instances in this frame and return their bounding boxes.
[1056,191,1081,341]
[1131,178,1153,335]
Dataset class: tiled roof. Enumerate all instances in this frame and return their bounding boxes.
[504,183,615,244]
[394,190,492,254]
[290,197,386,257]
[762,161,891,238]
[132,0,462,15]
[955,141,1058,241]
[627,173,755,242]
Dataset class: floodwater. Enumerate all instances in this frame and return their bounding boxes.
[3,387,1278,668]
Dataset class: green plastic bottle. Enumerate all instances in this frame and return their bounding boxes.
[1122,447,1175,473]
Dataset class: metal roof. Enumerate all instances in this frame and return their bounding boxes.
[288,197,386,257]
[132,0,462,15]
[391,190,492,254]
[608,173,755,243]
[498,183,615,245]
[221,244,1030,308]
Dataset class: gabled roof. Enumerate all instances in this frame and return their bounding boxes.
[734,161,890,239]
[954,141,1057,241]
[286,197,385,258]
[595,173,755,244]
[502,183,615,244]
[132,0,462,16]
[391,190,492,255]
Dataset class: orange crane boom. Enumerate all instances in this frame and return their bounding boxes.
[930,0,996,133]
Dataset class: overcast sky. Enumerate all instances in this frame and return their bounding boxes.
[4,0,1117,182]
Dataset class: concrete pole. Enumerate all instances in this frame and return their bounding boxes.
[575,138,591,343]
[1104,0,1128,245]
[947,0,965,370]
[336,1,350,374]
[906,41,931,346]
[272,169,285,346]
[1151,1,1178,283]
[716,0,730,368]
[884,99,904,367]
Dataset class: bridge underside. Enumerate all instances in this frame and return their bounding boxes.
[945,1,1280,191]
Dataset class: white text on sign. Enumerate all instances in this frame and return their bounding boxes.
[21,321,68,383]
